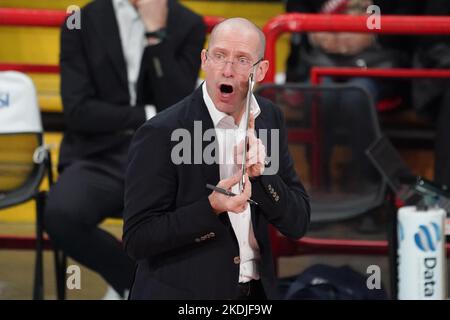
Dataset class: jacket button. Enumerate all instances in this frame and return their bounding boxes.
[233,256,240,264]
[195,238,201,243]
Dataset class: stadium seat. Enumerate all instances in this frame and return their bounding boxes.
[0,71,55,299]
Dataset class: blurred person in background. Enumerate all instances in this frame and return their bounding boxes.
[44,0,205,299]
[285,0,415,100]
[284,0,421,186]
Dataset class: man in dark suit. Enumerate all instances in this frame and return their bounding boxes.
[124,18,310,300]
[44,0,205,299]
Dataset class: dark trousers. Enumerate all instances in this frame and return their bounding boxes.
[236,280,267,300]
[44,159,135,296]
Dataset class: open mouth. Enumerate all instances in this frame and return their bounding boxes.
[220,84,234,94]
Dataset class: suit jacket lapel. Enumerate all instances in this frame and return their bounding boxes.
[90,0,128,90]
[251,111,268,228]
[188,86,221,187]
[188,87,232,228]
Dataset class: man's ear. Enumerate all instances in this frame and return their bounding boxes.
[201,49,208,71]
[255,60,269,83]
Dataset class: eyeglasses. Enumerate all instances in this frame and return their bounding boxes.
[206,50,263,73]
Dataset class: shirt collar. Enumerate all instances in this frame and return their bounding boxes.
[113,0,139,19]
[202,82,261,128]
[113,0,128,8]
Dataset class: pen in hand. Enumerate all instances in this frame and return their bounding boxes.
[206,184,259,206]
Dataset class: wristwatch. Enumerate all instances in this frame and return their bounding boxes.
[145,28,167,41]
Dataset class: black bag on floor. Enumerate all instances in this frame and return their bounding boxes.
[282,264,388,300]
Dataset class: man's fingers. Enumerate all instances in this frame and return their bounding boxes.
[247,140,265,165]
[217,174,252,214]
[247,155,258,167]
[218,173,241,189]
[248,163,263,177]
[246,144,259,163]
[234,140,245,165]
[228,195,249,213]
[242,174,252,198]
[247,130,257,146]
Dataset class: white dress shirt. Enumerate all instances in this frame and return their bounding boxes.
[113,0,156,120]
[202,82,261,283]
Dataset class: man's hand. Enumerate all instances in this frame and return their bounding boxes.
[208,174,251,215]
[234,113,266,178]
[136,0,168,32]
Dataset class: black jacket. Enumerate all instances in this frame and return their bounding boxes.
[123,86,311,299]
[59,0,205,170]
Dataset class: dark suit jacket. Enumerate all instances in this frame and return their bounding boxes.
[123,86,311,299]
[59,0,205,170]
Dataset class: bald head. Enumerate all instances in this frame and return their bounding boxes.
[209,18,266,59]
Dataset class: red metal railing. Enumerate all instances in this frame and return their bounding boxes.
[0,8,223,75]
[263,13,450,83]
[310,67,450,85]
[0,8,67,27]
[264,14,450,266]
[310,67,450,111]
[0,235,53,250]
[271,230,450,259]
[0,63,60,73]
[0,7,223,31]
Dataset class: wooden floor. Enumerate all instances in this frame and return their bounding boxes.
[0,222,395,299]
[0,224,120,300]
